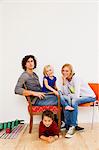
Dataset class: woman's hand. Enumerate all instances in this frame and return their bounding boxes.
[62,76,67,85]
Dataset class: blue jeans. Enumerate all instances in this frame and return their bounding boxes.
[63,96,96,126]
[58,91,72,107]
[34,94,58,106]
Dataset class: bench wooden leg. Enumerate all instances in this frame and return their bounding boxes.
[58,109,61,131]
[29,115,33,133]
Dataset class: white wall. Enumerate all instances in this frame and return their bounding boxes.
[0,0,98,123]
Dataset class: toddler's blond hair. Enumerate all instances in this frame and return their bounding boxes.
[43,65,51,76]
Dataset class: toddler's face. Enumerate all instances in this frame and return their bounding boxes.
[43,116,53,127]
[46,66,54,77]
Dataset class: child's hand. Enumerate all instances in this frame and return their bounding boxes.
[47,136,55,143]
[47,136,59,143]
[53,90,59,96]
[54,135,59,140]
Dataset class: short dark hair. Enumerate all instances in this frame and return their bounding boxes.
[22,55,37,71]
[42,110,54,120]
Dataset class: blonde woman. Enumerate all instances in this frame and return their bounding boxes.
[60,64,96,138]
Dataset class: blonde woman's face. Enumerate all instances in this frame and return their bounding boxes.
[62,66,71,78]
[45,66,54,77]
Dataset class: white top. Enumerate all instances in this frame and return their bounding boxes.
[59,75,95,98]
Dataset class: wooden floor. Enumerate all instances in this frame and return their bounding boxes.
[0,123,99,150]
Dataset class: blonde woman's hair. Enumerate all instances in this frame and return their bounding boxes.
[61,64,75,79]
[43,65,51,76]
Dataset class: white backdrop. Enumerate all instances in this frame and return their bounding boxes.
[0,0,98,123]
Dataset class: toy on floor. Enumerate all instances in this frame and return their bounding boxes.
[0,119,24,133]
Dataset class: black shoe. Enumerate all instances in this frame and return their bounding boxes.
[61,121,70,130]
[65,124,70,130]
[75,126,84,131]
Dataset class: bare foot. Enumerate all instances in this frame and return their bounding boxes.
[65,106,74,111]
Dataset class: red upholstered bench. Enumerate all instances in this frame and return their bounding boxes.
[28,106,59,114]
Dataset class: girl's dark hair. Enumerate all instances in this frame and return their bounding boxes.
[22,55,37,71]
[42,110,54,120]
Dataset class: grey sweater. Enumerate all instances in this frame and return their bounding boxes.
[15,71,42,95]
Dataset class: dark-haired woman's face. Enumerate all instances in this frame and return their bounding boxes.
[25,57,35,70]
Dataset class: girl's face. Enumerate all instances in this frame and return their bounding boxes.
[61,66,71,79]
[46,66,54,77]
[43,116,53,127]
[25,57,35,70]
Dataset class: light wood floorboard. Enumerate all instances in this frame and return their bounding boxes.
[0,123,99,150]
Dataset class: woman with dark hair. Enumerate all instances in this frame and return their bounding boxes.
[15,55,58,106]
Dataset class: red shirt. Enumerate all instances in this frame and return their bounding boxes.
[39,121,59,137]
